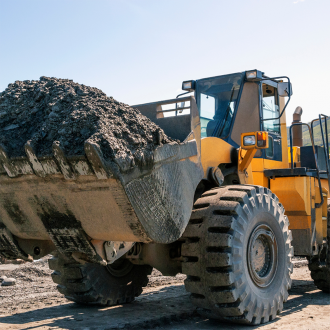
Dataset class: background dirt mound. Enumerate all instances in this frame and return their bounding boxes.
[0,77,174,171]
[8,265,51,281]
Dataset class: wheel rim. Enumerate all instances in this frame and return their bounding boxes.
[247,224,278,288]
[106,258,134,277]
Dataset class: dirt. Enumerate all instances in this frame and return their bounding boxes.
[0,77,174,171]
[0,258,329,330]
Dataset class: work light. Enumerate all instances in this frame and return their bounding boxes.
[182,80,195,92]
[245,70,263,81]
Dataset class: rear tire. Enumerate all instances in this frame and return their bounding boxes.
[48,253,152,305]
[308,202,330,293]
[182,185,293,325]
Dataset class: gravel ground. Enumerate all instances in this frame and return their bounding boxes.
[0,258,329,330]
[0,78,173,171]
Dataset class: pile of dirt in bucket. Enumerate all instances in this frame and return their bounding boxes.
[0,77,174,171]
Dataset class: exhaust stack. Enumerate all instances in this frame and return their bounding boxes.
[292,106,303,147]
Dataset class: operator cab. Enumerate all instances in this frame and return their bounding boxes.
[183,70,289,162]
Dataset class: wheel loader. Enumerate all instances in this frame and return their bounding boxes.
[0,69,329,325]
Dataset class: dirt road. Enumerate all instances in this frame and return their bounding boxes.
[0,258,329,330]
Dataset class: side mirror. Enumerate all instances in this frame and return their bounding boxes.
[278,82,293,97]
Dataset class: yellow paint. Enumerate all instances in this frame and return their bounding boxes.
[270,176,326,244]
[322,191,328,239]
[252,171,268,188]
[237,148,255,185]
[238,148,257,171]
[314,179,324,245]
[288,146,300,167]
[285,215,312,230]
[321,178,330,193]
[249,156,287,189]
[270,176,311,216]
[251,158,264,172]
[264,158,287,169]
[201,137,232,176]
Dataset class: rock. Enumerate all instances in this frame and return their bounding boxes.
[2,277,16,286]
[0,275,7,282]
[48,112,58,119]
[3,124,19,131]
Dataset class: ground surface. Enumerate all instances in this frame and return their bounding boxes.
[0,258,329,330]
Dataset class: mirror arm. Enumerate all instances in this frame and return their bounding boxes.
[259,76,291,122]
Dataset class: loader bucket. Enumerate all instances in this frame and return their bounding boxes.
[0,96,203,262]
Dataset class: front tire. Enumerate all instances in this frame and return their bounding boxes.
[182,185,293,325]
[49,253,152,305]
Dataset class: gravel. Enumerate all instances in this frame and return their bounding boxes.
[0,77,174,172]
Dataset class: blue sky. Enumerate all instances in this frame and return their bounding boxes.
[0,0,329,123]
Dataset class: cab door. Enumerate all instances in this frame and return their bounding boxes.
[261,82,282,162]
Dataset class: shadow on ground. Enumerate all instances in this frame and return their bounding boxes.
[0,285,192,330]
[1,280,329,330]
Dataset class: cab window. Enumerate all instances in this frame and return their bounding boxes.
[262,84,280,134]
[266,136,274,158]
[196,73,243,138]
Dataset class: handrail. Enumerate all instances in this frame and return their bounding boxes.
[154,96,193,117]
[134,95,193,107]
[158,107,190,113]
[175,91,192,116]
[289,122,324,208]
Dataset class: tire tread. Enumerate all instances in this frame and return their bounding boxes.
[48,253,152,306]
[182,185,293,325]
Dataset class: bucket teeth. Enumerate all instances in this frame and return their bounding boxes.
[84,141,112,179]
[25,141,46,177]
[0,139,112,181]
[52,141,76,180]
[0,144,19,177]
[0,223,32,261]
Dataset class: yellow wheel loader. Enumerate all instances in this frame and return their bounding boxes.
[0,69,329,325]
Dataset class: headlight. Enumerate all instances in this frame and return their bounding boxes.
[243,135,256,146]
[246,70,257,79]
[245,70,263,81]
[182,80,195,91]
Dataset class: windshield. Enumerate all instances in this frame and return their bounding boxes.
[196,73,243,138]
